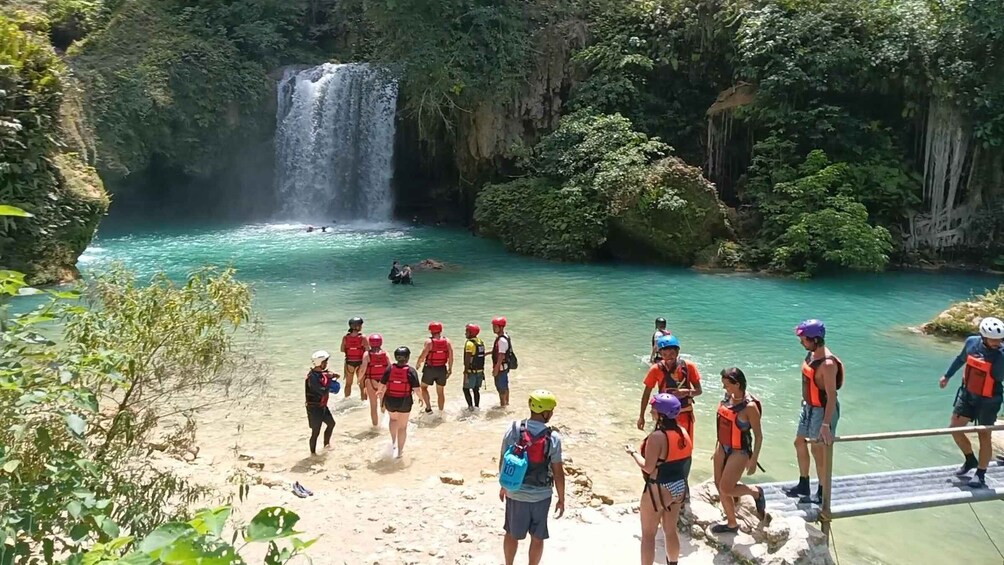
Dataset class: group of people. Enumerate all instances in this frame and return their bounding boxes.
[302,312,1004,565]
[303,316,517,457]
[387,261,413,285]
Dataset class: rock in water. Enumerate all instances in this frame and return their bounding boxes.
[440,472,465,485]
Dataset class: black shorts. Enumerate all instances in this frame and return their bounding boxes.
[306,405,334,430]
[345,360,362,368]
[383,395,414,413]
[953,389,1003,426]
[422,365,448,386]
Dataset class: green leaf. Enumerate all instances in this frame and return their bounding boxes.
[137,522,194,556]
[100,516,120,538]
[1,459,20,473]
[0,205,32,217]
[189,506,231,537]
[244,507,300,542]
[67,501,83,519]
[65,414,86,436]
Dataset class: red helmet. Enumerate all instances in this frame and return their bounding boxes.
[492,316,507,328]
[428,321,443,334]
[465,323,480,336]
[368,333,383,347]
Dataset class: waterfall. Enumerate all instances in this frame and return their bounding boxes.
[274,63,398,221]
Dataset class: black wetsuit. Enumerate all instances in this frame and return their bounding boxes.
[305,369,335,454]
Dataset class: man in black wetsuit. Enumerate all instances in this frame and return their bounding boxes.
[388,261,401,283]
[305,350,338,455]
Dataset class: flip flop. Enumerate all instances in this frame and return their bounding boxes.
[295,481,314,496]
[292,484,308,498]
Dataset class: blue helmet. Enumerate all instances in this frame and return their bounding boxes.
[656,335,680,350]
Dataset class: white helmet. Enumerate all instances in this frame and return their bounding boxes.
[311,350,331,367]
[978,317,1004,340]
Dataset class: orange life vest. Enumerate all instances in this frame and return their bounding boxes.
[801,354,844,408]
[640,428,693,484]
[716,396,760,450]
[427,337,449,367]
[366,350,389,380]
[963,355,996,398]
[344,332,365,362]
[385,365,412,398]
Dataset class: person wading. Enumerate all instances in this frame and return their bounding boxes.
[783,319,843,504]
[463,323,487,410]
[626,393,691,565]
[379,346,420,459]
[940,317,1004,488]
[499,390,565,565]
[711,367,766,533]
[341,316,370,400]
[638,335,702,442]
[358,333,389,427]
[417,321,453,415]
[492,316,515,407]
[305,351,338,455]
[651,317,671,363]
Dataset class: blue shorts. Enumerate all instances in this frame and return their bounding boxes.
[797,401,839,439]
[504,497,550,540]
[495,370,510,392]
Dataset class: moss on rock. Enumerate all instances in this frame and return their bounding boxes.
[923,285,1004,338]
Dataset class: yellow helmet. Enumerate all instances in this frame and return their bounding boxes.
[529,390,557,413]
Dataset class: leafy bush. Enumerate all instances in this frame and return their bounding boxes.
[924,284,1004,338]
[0,264,265,563]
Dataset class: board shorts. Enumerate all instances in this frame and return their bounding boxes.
[422,365,448,386]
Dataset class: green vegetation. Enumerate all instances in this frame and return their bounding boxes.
[0,244,307,563]
[924,285,1004,338]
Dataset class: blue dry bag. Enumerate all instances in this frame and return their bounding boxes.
[327,379,341,395]
[499,444,528,492]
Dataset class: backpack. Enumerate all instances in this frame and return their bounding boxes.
[504,335,518,370]
[499,420,551,491]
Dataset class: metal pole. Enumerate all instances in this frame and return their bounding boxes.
[821,441,834,542]
[831,423,1004,444]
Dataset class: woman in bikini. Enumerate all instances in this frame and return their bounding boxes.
[712,367,766,533]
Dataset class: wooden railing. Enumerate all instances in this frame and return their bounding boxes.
[818,423,1004,537]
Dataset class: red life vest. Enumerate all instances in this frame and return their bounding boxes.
[427,337,449,367]
[366,350,389,380]
[658,360,695,410]
[513,421,553,487]
[716,395,761,450]
[963,355,996,398]
[384,365,412,398]
[801,354,844,408]
[344,332,365,362]
[305,370,331,407]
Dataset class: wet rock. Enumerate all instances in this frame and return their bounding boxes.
[440,472,465,486]
[246,461,264,471]
[238,453,254,461]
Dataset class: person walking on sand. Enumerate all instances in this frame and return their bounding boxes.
[783,319,843,504]
[626,393,691,565]
[379,346,420,458]
[638,335,702,441]
[940,317,1004,488]
[712,367,766,533]
[499,390,565,565]
[359,333,389,427]
[341,316,370,400]
[650,317,671,363]
[417,321,453,415]
[305,351,339,455]
[462,323,487,410]
[492,316,514,407]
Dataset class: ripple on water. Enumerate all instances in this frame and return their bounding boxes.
[81,222,1003,565]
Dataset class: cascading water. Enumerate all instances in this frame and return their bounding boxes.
[274,63,398,221]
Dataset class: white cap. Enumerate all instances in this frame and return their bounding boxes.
[311,350,330,367]
[979,317,1004,340]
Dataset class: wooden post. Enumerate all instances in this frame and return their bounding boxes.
[821,441,834,541]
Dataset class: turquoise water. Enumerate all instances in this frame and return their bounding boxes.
[79,221,1003,564]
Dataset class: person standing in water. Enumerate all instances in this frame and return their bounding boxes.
[626,393,691,565]
[305,351,338,455]
[712,367,766,533]
[638,335,702,441]
[499,390,565,565]
[940,317,1004,488]
[784,319,843,504]
[379,346,420,458]
[650,317,671,363]
[417,321,453,415]
[463,323,487,410]
[388,261,402,283]
[341,317,370,400]
[359,333,390,427]
[492,316,513,407]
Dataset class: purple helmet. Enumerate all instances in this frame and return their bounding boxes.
[795,319,826,339]
[650,393,681,418]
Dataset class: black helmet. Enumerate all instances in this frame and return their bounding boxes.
[349,316,364,327]
[394,346,410,360]
[655,317,667,327]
